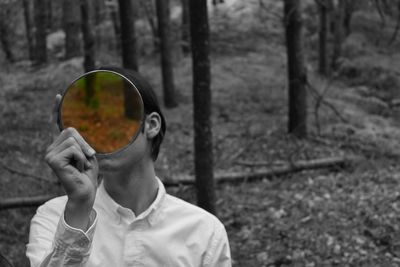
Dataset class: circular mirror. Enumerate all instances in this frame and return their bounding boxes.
[59,70,144,154]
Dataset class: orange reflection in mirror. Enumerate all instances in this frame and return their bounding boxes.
[61,72,143,153]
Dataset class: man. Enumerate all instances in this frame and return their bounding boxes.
[26,68,231,266]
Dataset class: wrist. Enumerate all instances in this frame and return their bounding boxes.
[65,199,94,231]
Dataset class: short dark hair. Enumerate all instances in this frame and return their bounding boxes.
[98,66,166,161]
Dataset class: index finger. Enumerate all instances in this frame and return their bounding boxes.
[55,127,96,157]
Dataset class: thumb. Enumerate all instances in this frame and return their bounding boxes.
[84,155,99,188]
[50,94,62,140]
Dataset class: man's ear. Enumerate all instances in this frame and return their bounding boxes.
[145,112,161,139]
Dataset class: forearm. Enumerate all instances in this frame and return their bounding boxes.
[27,201,97,267]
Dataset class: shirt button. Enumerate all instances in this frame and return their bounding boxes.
[78,238,88,246]
[133,222,145,231]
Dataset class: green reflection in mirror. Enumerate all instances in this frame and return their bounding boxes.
[60,70,144,154]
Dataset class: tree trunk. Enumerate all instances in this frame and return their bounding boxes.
[318,0,328,76]
[22,0,34,61]
[63,0,82,59]
[331,0,345,70]
[189,0,216,215]
[181,0,190,55]
[284,0,307,137]
[118,0,138,71]
[81,0,96,72]
[156,0,177,108]
[33,0,47,64]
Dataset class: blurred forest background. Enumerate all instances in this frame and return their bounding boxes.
[1,0,400,266]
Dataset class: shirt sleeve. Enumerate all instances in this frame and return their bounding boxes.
[203,219,232,267]
[26,200,97,267]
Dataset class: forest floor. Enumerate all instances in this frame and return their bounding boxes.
[2,3,400,267]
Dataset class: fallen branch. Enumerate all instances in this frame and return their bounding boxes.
[0,195,56,210]
[235,156,347,168]
[0,156,357,210]
[163,156,355,185]
[235,160,287,167]
[0,161,56,184]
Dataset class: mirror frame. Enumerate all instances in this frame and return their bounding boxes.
[57,69,145,155]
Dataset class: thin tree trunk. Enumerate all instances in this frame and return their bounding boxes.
[93,0,106,25]
[0,20,13,62]
[118,0,139,118]
[47,0,52,31]
[81,0,96,72]
[331,0,345,70]
[63,0,82,59]
[140,0,158,51]
[109,4,121,52]
[156,0,177,108]
[118,0,138,71]
[284,0,307,137]
[189,0,216,215]
[343,3,352,37]
[181,0,190,55]
[22,0,34,61]
[33,0,47,64]
[318,0,328,76]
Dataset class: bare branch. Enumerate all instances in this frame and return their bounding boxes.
[388,1,400,45]
[307,81,348,124]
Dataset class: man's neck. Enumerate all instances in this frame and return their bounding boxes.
[101,158,159,216]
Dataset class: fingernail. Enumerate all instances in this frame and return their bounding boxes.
[88,148,96,156]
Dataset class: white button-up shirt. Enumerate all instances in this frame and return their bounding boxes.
[26,178,231,267]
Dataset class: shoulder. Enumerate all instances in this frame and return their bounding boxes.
[35,195,68,219]
[29,195,68,237]
[163,193,225,231]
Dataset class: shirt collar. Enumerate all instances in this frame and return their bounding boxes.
[96,177,166,226]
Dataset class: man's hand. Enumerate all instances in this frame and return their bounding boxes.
[45,94,99,230]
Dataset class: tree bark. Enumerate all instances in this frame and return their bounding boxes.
[318,0,328,76]
[81,0,96,72]
[63,0,82,59]
[156,0,177,108]
[118,0,139,71]
[181,0,190,55]
[189,0,216,215]
[33,0,47,64]
[284,0,307,137]
[23,0,34,61]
